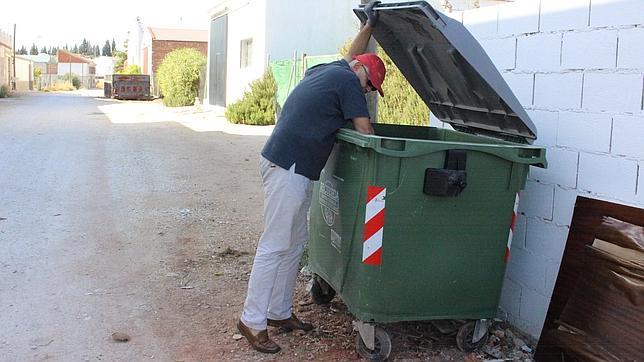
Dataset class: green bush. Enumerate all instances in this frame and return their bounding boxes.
[120,64,141,74]
[157,48,206,107]
[376,47,428,126]
[61,73,81,89]
[225,70,277,125]
[0,84,10,98]
[340,41,429,126]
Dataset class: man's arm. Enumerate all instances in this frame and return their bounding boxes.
[353,117,375,135]
[343,24,375,63]
[343,1,380,62]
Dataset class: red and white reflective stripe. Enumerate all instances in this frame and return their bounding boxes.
[505,192,520,263]
[363,186,386,266]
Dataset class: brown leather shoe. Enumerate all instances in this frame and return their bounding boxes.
[237,320,281,354]
[267,314,314,332]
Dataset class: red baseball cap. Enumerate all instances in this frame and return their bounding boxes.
[355,53,386,97]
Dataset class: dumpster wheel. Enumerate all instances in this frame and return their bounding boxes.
[456,321,489,352]
[310,275,336,305]
[355,325,391,361]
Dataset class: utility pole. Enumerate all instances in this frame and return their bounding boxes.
[361,0,379,123]
[12,24,16,90]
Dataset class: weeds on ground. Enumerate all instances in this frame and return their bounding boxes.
[0,84,10,98]
[43,82,76,92]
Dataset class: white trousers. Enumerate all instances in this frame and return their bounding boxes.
[241,156,313,330]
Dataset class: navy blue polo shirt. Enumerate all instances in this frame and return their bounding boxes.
[261,60,369,180]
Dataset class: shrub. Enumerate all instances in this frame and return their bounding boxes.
[0,84,9,98]
[157,48,206,107]
[225,70,277,125]
[376,47,428,126]
[340,41,429,126]
[120,64,141,74]
[61,73,81,89]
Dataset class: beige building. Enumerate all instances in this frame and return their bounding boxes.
[14,55,34,90]
[0,29,12,89]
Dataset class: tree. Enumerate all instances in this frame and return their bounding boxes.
[113,50,127,73]
[41,46,47,54]
[72,44,78,53]
[17,45,28,55]
[79,38,89,55]
[29,43,38,55]
[102,40,112,56]
[95,45,100,57]
[111,39,116,53]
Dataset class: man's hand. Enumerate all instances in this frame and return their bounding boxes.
[364,0,381,27]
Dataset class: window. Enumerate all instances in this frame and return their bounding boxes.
[240,38,253,68]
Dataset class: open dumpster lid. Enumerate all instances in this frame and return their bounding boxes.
[355,1,537,144]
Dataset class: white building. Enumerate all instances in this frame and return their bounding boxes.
[57,49,95,78]
[206,0,360,107]
[94,56,115,77]
[127,17,147,69]
[56,49,96,88]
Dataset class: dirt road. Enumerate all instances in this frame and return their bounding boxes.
[0,91,531,361]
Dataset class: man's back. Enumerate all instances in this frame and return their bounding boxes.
[261,60,369,181]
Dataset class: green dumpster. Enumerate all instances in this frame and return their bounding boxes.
[307,2,547,360]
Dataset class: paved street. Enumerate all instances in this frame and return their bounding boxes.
[0,91,270,361]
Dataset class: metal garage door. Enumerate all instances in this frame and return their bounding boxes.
[209,15,227,107]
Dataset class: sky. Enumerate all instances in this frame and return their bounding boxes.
[0,0,213,50]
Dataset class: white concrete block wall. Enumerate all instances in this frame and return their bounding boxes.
[516,33,561,71]
[578,153,638,200]
[539,0,590,32]
[582,73,643,112]
[557,111,612,153]
[552,187,578,226]
[497,0,540,36]
[612,115,644,159]
[462,5,498,40]
[527,110,558,147]
[618,28,644,69]
[561,30,617,69]
[589,0,644,28]
[529,148,579,188]
[480,38,516,71]
[534,73,582,109]
[502,72,533,106]
[525,219,569,260]
[462,0,644,339]
[519,180,554,220]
